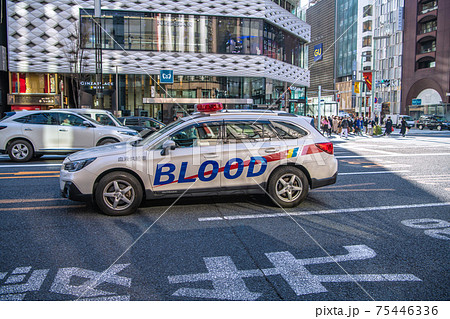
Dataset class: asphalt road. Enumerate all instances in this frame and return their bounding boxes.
[0,129,449,301]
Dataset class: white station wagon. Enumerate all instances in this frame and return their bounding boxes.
[59,103,338,215]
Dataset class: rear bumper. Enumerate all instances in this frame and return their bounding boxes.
[61,181,93,202]
[311,172,337,189]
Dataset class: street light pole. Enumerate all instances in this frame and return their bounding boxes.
[94,0,103,109]
[372,35,390,125]
[317,85,321,129]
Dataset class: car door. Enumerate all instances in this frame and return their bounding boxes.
[57,113,95,150]
[149,121,222,195]
[22,112,59,151]
[221,120,286,190]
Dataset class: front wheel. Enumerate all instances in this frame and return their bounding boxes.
[7,140,34,162]
[268,166,309,208]
[418,125,424,130]
[437,125,442,131]
[95,172,143,216]
[97,138,119,146]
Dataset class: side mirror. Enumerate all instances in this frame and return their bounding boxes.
[161,139,176,156]
[83,121,94,127]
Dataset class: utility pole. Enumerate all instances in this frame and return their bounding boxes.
[94,0,103,109]
[115,66,119,116]
[317,85,321,129]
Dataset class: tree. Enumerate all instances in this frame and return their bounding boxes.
[63,23,90,108]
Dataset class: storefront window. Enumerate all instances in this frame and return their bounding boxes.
[10,73,56,94]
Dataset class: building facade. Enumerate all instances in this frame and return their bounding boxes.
[5,0,310,122]
[372,0,404,115]
[335,0,358,114]
[0,0,7,116]
[306,0,338,116]
[402,0,450,117]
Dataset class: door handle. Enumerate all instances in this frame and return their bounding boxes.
[265,148,279,153]
[204,153,218,159]
[24,128,32,131]
[59,129,68,132]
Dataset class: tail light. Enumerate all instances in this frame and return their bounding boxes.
[315,142,333,155]
[0,125,7,130]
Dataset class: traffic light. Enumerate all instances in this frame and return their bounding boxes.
[336,94,340,103]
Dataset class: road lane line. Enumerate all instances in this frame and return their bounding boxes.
[198,202,450,222]
[0,164,62,168]
[0,171,60,175]
[0,205,85,212]
[0,198,66,204]
[336,153,450,159]
[0,175,60,179]
[339,170,410,175]
[312,188,395,192]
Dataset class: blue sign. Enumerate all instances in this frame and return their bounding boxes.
[313,43,323,62]
[412,98,422,106]
[160,70,174,84]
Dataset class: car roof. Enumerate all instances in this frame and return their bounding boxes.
[66,108,111,113]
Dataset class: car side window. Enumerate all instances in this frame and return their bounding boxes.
[27,113,58,125]
[13,115,31,123]
[96,114,114,126]
[171,122,221,148]
[271,121,308,139]
[125,118,139,126]
[59,113,85,126]
[225,121,277,142]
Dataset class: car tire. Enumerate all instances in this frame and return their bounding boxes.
[437,125,442,131]
[418,125,424,130]
[7,139,34,162]
[95,172,143,216]
[97,138,119,146]
[268,166,309,208]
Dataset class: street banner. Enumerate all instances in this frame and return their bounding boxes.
[354,82,360,94]
[363,72,372,91]
[313,43,323,62]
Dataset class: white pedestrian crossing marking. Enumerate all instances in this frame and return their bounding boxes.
[168,245,421,300]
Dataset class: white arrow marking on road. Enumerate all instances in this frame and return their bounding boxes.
[198,202,450,222]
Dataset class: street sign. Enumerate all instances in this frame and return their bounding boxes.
[374,103,382,112]
[412,98,422,105]
[160,70,174,84]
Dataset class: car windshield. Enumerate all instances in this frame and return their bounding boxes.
[403,116,413,121]
[133,119,184,147]
[434,116,446,121]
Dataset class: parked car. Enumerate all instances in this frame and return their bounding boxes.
[390,115,415,128]
[0,110,139,162]
[67,108,124,127]
[118,116,165,137]
[417,115,449,131]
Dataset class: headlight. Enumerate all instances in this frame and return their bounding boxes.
[64,158,96,172]
[118,131,138,136]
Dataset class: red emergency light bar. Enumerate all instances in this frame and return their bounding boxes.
[196,102,223,113]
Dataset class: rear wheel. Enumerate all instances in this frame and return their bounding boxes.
[437,125,442,131]
[268,166,309,208]
[7,140,34,162]
[95,172,143,216]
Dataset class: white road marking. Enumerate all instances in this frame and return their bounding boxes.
[336,153,450,159]
[338,170,410,175]
[0,267,49,300]
[50,264,131,299]
[198,202,450,222]
[0,164,62,168]
[168,245,420,300]
[401,219,450,240]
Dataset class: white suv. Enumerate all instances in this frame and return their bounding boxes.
[0,110,139,162]
[60,104,338,216]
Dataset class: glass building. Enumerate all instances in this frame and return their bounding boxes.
[5,0,310,122]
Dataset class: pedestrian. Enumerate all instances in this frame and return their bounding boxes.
[340,117,349,138]
[327,116,333,136]
[364,117,368,134]
[367,118,375,136]
[321,116,328,135]
[384,116,393,136]
[332,116,339,134]
[400,118,407,137]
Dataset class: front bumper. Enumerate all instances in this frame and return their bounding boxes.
[61,181,93,202]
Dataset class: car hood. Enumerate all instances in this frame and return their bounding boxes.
[67,142,136,161]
